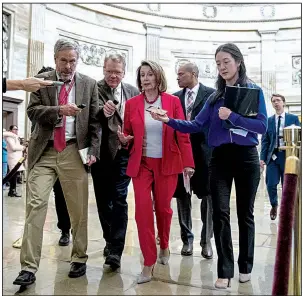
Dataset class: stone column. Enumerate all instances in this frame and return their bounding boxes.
[25,3,46,139]
[144,23,163,62]
[258,30,278,117]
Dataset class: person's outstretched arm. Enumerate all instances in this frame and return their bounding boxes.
[4,77,53,92]
[151,99,212,134]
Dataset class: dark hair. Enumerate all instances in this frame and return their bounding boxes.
[9,125,17,131]
[136,60,167,93]
[37,66,54,75]
[209,43,250,105]
[271,93,286,103]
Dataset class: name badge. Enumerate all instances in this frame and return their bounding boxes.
[272,154,277,161]
[230,128,248,137]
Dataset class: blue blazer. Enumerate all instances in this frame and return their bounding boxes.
[261,113,300,164]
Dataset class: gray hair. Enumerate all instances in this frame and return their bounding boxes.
[180,62,199,78]
[54,39,80,59]
[104,53,126,71]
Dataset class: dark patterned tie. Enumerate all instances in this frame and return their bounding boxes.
[186,91,194,120]
[277,115,281,148]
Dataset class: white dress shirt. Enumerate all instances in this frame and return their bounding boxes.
[112,83,125,121]
[56,73,76,140]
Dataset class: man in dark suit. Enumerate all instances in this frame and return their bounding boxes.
[173,62,215,258]
[13,39,101,286]
[91,53,139,271]
[260,94,300,220]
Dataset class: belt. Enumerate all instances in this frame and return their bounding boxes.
[46,138,77,148]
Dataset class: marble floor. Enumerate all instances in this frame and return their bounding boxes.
[3,175,278,295]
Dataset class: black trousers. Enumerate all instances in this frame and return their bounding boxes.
[176,191,213,246]
[53,179,71,233]
[91,148,131,257]
[9,173,18,192]
[210,144,260,278]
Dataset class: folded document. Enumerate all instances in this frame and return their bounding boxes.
[183,172,191,194]
[78,147,88,164]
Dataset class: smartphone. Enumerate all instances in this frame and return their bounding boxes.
[146,106,154,112]
[146,106,167,116]
[77,104,86,109]
[47,81,64,87]
[113,99,119,105]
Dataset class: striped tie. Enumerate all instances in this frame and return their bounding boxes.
[186,91,194,120]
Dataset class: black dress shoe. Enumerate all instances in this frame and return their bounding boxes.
[68,262,86,278]
[8,190,22,197]
[201,242,213,259]
[181,243,193,256]
[270,206,278,220]
[13,271,36,286]
[58,232,70,246]
[104,254,121,270]
[103,243,111,257]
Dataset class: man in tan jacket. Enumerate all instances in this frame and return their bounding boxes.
[13,39,101,286]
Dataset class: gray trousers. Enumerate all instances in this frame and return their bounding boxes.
[176,194,213,245]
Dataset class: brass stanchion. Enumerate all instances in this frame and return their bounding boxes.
[279,125,301,295]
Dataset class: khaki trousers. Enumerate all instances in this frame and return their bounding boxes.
[20,143,88,273]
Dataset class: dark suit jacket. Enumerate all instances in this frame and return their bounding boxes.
[27,70,101,171]
[173,83,215,198]
[261,113,300,165]
[97,79,139,161]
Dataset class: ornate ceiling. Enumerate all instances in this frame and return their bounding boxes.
[104,4,301,23]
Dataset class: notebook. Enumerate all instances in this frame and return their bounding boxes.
[223,85,260,129]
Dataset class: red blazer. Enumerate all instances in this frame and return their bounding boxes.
[123,92,195,178]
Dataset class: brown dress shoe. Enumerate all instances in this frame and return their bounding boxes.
[270,206,278,220]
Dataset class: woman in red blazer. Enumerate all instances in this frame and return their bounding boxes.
[118,60,195,284]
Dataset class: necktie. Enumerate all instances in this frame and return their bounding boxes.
[277,115,281,148]
[186,91,194,120]
[54,82,72,152]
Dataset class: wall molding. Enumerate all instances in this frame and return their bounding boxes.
[57,29,133,72]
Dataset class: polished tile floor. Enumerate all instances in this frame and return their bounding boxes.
[3,175,278,295]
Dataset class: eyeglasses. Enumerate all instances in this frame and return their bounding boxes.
[104,70,124,77]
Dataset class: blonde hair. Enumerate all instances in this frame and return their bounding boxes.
[136,60,167,93]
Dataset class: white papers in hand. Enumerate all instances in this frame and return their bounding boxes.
[183,172,191,194]
[78,147,88,164]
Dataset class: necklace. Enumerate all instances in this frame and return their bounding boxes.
[144,94,159,104]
